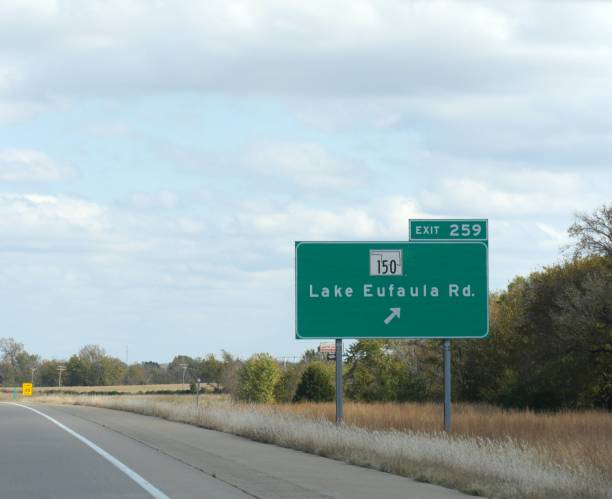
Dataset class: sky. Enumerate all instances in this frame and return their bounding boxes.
[1,1,610,362]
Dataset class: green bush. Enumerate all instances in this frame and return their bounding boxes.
[274,364,304,402]
[236,353,281,403]
[397,371,428,402]
[293,362,335,402]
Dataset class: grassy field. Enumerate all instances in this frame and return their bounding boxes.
[272,400,612,483]
[27,392,612,499]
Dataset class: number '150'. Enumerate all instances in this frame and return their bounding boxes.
[377,259,398,274]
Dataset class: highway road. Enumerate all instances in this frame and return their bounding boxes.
[0,403,472,498]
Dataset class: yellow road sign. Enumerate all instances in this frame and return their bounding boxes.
[22,383,33,397]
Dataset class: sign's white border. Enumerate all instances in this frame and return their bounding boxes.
[294,241,489,340]
[409,219,489,242]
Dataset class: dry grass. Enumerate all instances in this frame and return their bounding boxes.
[31,394,611,499]
[270,401,612,482]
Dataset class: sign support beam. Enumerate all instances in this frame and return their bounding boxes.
[335,338,343,425]
[443,339,451,432]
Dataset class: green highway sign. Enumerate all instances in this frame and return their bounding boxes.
[410,219,488,241]
[295,242,488,339]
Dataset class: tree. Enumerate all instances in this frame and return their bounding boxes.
[293,363,334,402]
[552,259,612,408]
[198,354,223,390]
[66,355,87,386]
[127,364,147,385]
[566,202,612,258]
[219,350,242,395]
[140,361,171,384]
[0,338,39,386]
[76,345,107,385]
[168,355,196,385]
[0,338,24,367]
[62,345,127,387]
[396,369,428,402]
[274,363,304,402]
[301,349,322,363]
[452,257,612,410]
[345,340,404,402]
[236,353,281,403]
[37,360,65,387]
[389,339,437,400]
[99,356,127,385]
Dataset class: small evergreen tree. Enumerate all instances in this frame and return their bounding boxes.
[293,362,334,402]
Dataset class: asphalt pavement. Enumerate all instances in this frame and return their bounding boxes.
[0,402,473,499]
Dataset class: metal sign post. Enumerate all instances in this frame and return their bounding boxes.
[335,339,343,424]
[443,339,451,432]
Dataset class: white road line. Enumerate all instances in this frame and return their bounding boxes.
[9,403,171,499]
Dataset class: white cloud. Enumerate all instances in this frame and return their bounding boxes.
[238,195,425,241]
[0,149,72,181]
[419,171,606,216]
[128,190,178,210]
[174,217,205,235]
[247,204,377,240]
[1,1,611,100]
[247,141,368,189]
[536,222,570,250]
[0,99,48,124]
[89,121,133,138]
[0,193,107,236]
[373,197,424,238]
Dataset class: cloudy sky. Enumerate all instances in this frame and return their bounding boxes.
[1,1,610,362]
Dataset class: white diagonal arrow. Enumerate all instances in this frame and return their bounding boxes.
[384,307,401,325]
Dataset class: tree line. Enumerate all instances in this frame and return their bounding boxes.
[0,343,242,390]
[1,204,610,410]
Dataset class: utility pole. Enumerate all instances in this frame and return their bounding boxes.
[30,367,36,384]
[179,363,188,389]
[57,365,66,388]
